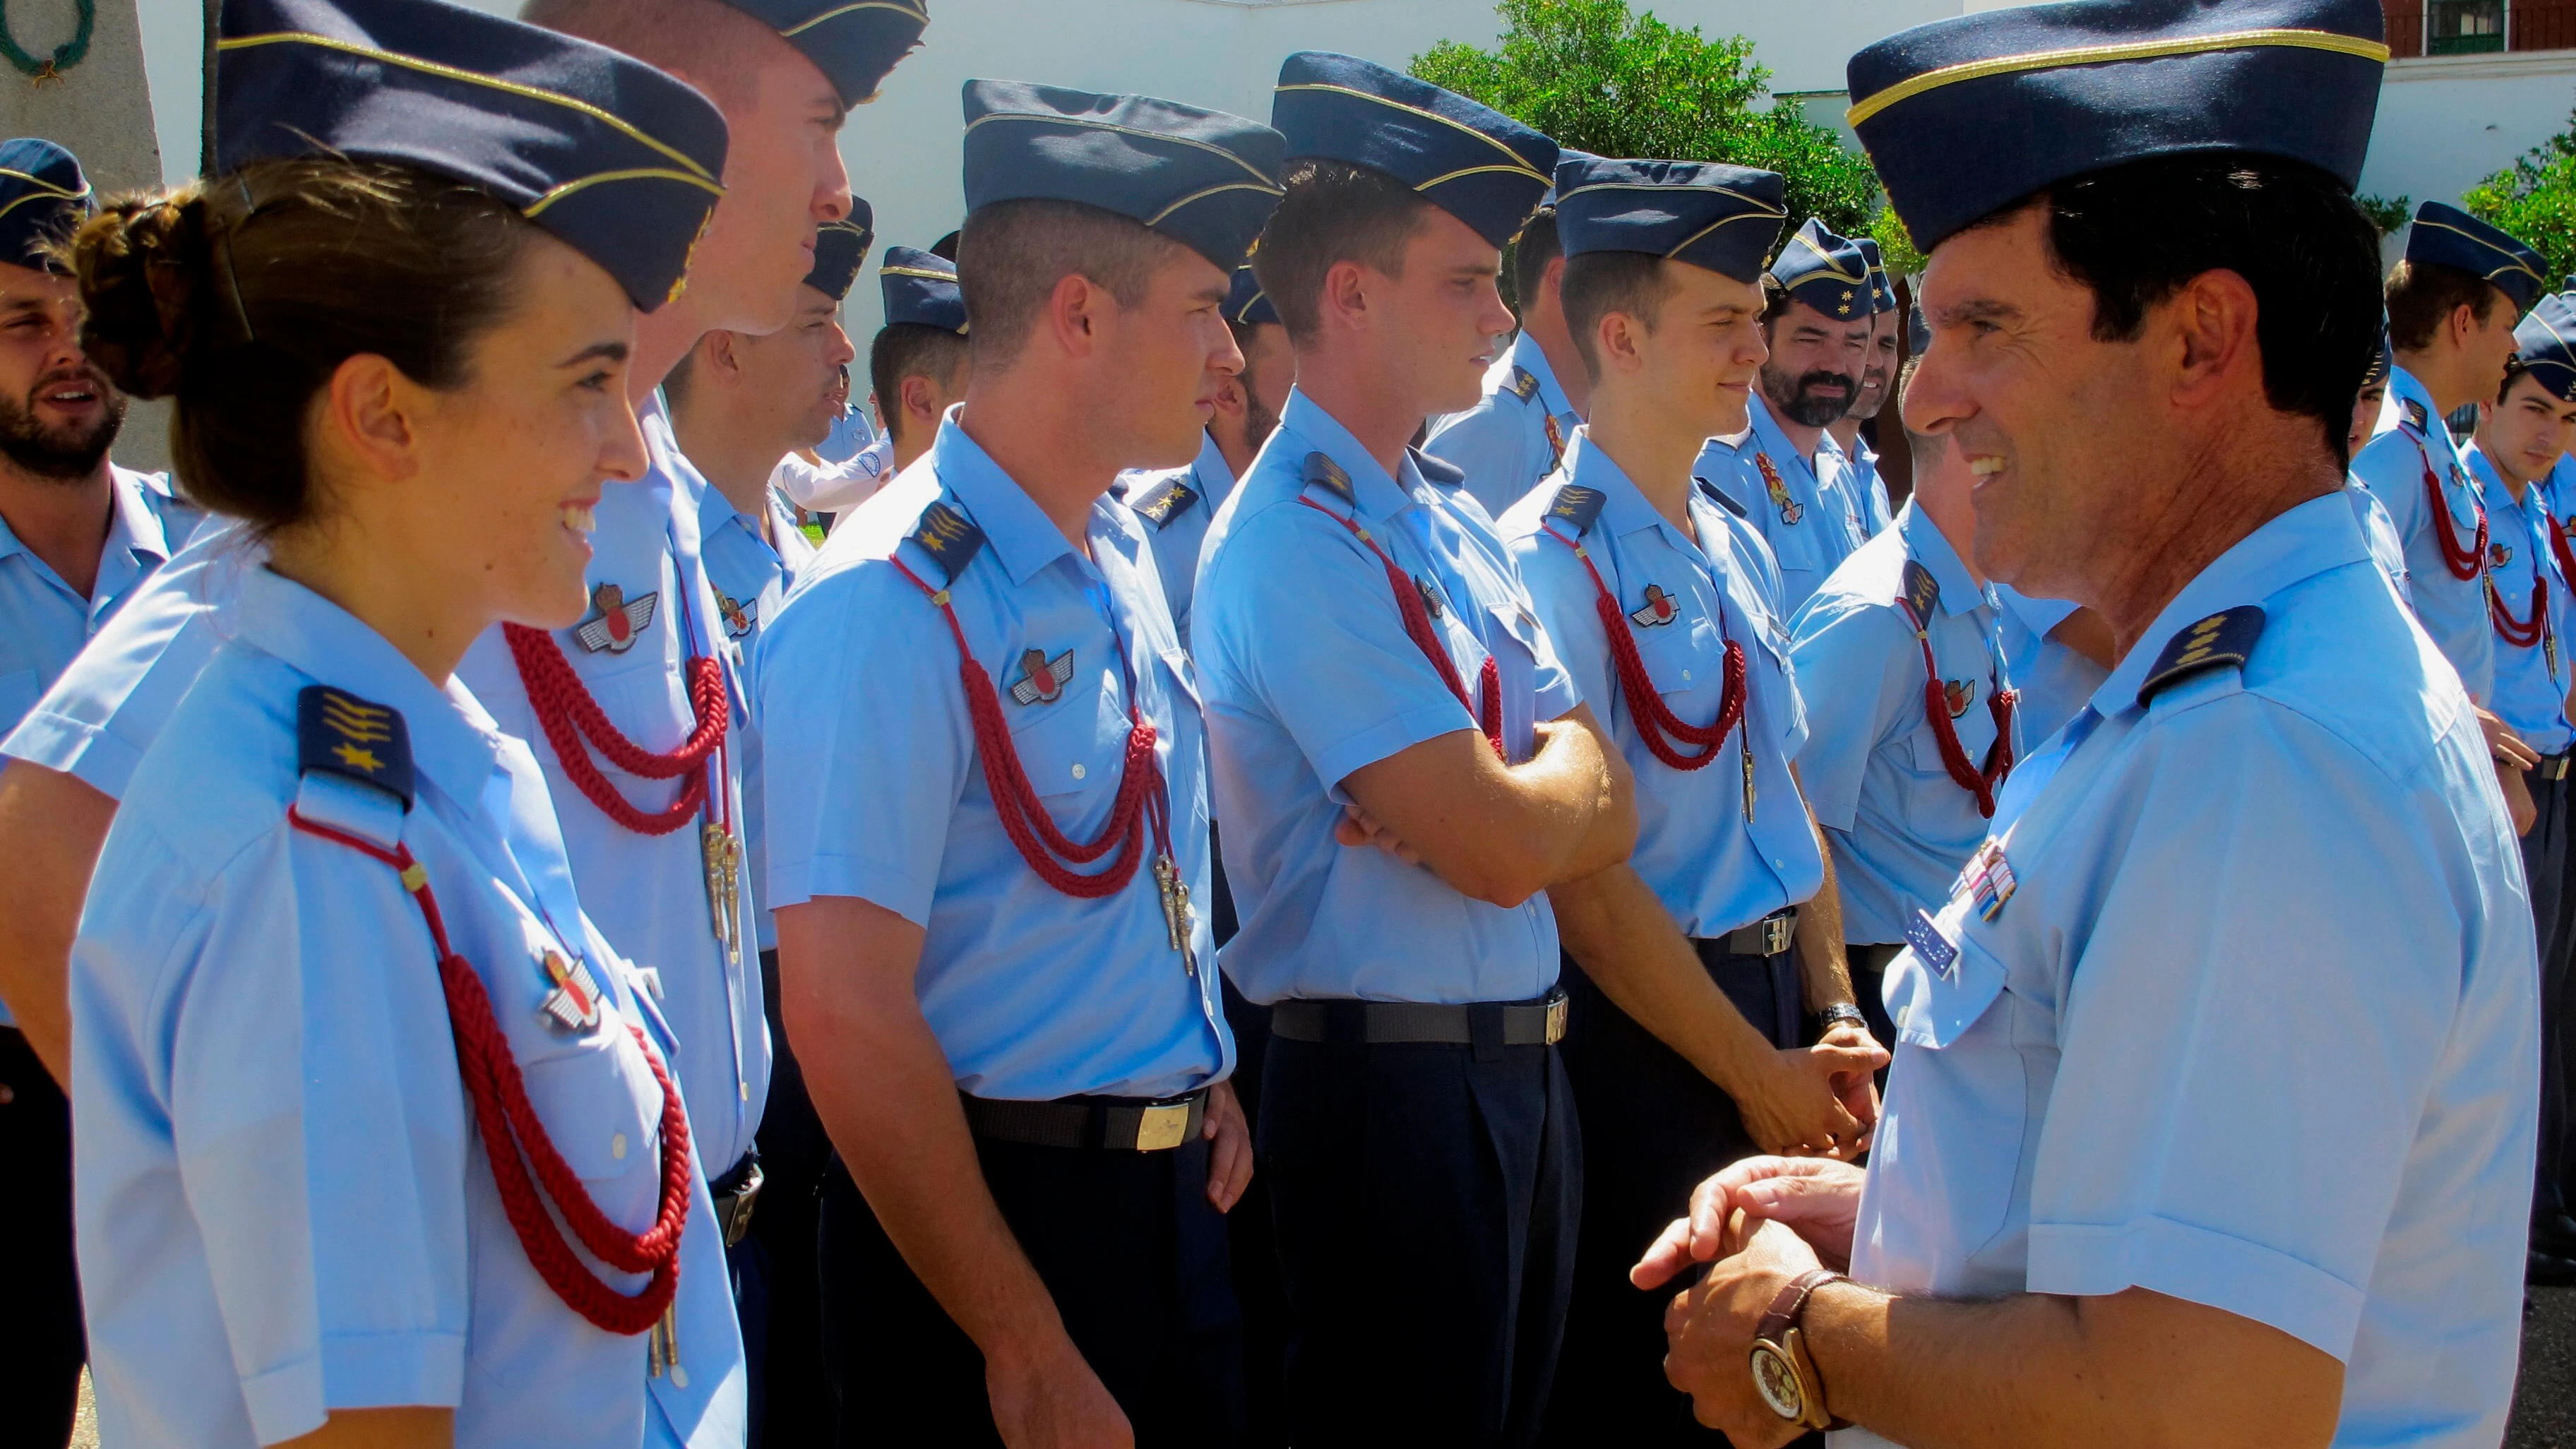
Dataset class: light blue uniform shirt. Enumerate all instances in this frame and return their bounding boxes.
[1842,495,2536,1449]
[815,400,874,465]
[1840,433,1894,536]
[758,415,1229,1100]
[2351,364,2495,700]
[1991,585,2106,748]
[2465,443,2575,754]
[73,566,744,1449]
[456,400,766,1177]
[2344,478,2412,605]
[1696,392,1872,614]
[688,454,816,955]
[1498,429,1818,938]
[1791,503,2017,948]
[1114,430,1237,645]
[1423,330,1581,520]
[0,466,193,1025]
[1195,388,1579,1006]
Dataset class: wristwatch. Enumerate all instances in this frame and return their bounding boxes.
[1815,1001,1868,1036]
[1749,1268,1847,1430]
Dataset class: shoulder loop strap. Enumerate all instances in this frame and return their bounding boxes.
[1411,447,1467,489]
[908,497,987,586]
[2137,605,2265,706]
[1545,483,1607,537]
[1898,559,1941,632]
[1302,451,1355,507]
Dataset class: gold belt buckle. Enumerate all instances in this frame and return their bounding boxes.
[1765,915,1794,956]
[1543,992,1569,1046]
[1134,1101,1193,1152]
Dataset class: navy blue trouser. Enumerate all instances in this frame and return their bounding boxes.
[0,1027,80,1449]
[1261,1029,1581,1448]
[750,948,833,1448]
[1541,943,1802,1448]
[2526,760,2576,1224]
[817,1133,1244,1447]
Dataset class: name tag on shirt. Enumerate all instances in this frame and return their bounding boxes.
[1907,907,1959,982]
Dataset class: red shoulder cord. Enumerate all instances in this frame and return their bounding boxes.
[2550,512,2576,599]
[886,556,1167,896]
[1542,527,1743,770]
[2490,562,2551,650]
[501,624,728,836]
[1897,596,2017,819]
[285,808,690,1335]
[1296,496,1503,758]
[2414,430,2490,582]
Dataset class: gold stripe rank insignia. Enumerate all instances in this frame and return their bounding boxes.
[296,686,415,809]
[2137,604,2265,705]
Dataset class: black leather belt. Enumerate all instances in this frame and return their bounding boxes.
[961,1089,1208,1152]
[1719,907,1797,958]
[1269,989,1570,1047]
[710,1152,763,1248]
[2543,750,2575,782]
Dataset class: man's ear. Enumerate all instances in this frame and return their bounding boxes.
[1318,258,1373,336]
[900,373,941,427]
[703,330,745,385]
[2166,267,2260,412]
[1210,372,1248,420]
[1046,270,1107,359]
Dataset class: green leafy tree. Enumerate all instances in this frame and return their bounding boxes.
[1411,0,1878,236]
[2466,105,2576,285]
[2355,193,2413,239]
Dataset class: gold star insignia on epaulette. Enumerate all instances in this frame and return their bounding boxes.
[333,742,384,773]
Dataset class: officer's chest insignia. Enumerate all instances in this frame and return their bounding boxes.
[537,947,605,1033]
[715,588,756,639]
[1130,475,1200,529]
[1410,448,1467,490]
[1630,584,1679,627]
[2137,604,2265,705]
[909,499,987,584]
[1010,647,1075,706]
[1905,907,1959,982]
[2402,397,2429,432]
[1944,679,1977,717]
[1546,484,1606,535]
[1416,575,1445,619]
[1508,366,1542,402]
[1302,451,1354,505]
[1754,453,1801,524]
[1695,477,1748,518]
[1542,411,1566,465]
[574,583,659,654]
[2493,541,2515,568]
[297,686,414,809]
[1899,559,1940,628]
[1962,839,2016,922]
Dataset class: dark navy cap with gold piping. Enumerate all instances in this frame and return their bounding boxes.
[1550,155,1784,285]
[2407,201,2548,314]
[1856,237,1898,315]
[1847,0,2385,252]
[1770,217,1873,321]
[2362,321,2392,390]
[2515,293,2576,402]
[1271,51,1558,252]
[880,244,965,333]
[0,138,91,274]
[715,0,926,109]
[216,0,728,311]
[961,79,1285,273]
[805,200,871,301]
[1226,263,1278,327]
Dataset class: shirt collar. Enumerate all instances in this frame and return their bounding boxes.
[232,564,502,810]
[1277,388,1422,526]
[1561,427,1688,550]
[929,407,1089,588]
[2091,493,2371,715]
[1510,332,1576,420]
[1897,500,1986,618]
[1193,429,1235,496]
[2387,363,2454,446]
[106,467,174,564]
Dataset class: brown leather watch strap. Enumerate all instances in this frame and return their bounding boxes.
[1757,1267,1846,1344]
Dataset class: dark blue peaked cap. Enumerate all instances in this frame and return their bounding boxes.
[962,80,1284,273]
[1856,237,1898,315]
[1226,263,1278,326]
[2362,321,2392,389]
[717,0,926,109]
[2515,292,2576,402]
[2408,201,2548,314]
[1770,217,1873,322]
[1847,0,2387,253]
[1272,52,1558,251]
[0,139,91,274]
[216,0,727,311]
[879,244,965,333]
[804,200,871,300]
[1551,156,1784,285]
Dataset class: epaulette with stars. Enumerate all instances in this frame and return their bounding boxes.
[1898,559,1940,629]
[1545,483,1606,537]
[1127,473,1200,530]
[907,498,986,586]
[1507,366,1542,403]
[297,686,415,809]
[2137,605,2265,705]
[1303,451,1354,506]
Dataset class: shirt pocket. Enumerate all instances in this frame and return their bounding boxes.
[1630,602,1725,700]
[0,667,41,734]
[1002,648,1118,804]
[514,1030,657,1186]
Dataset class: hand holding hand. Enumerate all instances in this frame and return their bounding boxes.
[1661,1217,1825,1445]
[1728,1032,1887,1159]
[1633,1155,1867,1291]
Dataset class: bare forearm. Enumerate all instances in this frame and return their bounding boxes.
[1791,815,1854,1013]
[0,761,114,1085]
[1803,1282,2340,1449]
[1550,865,1776,1093]
[275,1407,452,1449]
[777,908,1066,1360]
[1547,713,1637,883]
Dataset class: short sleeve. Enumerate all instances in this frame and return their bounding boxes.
[1422,402,1529,518]
[1511,530,1615,738]
[3,606,223,801]
[2349,429,2426,542]
[1787,594,1910,832]
[754,564,970,922]
[2022,700,2478,1359]
[1200,506,1483,794]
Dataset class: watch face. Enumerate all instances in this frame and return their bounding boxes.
[1750,1342,1805,1420]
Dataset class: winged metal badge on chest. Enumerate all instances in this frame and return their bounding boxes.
[574,583,659,654]
[1010,648,1075,706]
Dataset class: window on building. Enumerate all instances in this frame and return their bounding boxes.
[2429,0,2508,52]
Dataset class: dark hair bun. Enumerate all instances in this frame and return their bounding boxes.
[73,195,212,401]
